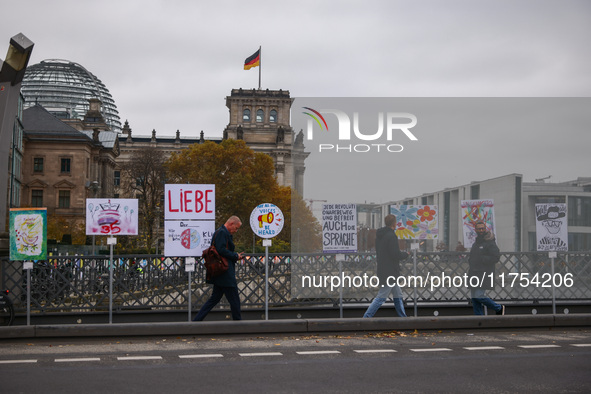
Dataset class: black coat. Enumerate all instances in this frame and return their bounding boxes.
[375,226,408,282]
[206,225,240,287]
[468,231,500,289]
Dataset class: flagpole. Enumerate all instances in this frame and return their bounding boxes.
[258,45,262,90]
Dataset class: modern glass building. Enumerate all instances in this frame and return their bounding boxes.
[20,59,121,131]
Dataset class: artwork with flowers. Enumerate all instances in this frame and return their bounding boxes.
[390,205,439,240]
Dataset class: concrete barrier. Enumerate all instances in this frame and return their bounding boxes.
[1,314,590,339]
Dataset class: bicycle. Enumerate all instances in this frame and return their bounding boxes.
[0,289,15,326]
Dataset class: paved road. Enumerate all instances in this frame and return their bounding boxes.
[1,327,590,393]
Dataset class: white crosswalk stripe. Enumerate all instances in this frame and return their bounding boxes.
[55,358,101,362]
[296,350,341,355]
[518,345,561,349]
[179,354,224,358]
[239,352,283,357]
[464,346,505,351]
[354,349,397,353]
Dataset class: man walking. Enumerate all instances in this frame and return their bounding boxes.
[363,214,409,318]
[193,216,244,321]
[469,220,505,315]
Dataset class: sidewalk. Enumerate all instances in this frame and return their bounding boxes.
[1,314,590,339]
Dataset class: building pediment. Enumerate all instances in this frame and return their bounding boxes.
[27,179,49,188]
[54,179,76,189]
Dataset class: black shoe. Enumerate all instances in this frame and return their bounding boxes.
[496,305,505,315]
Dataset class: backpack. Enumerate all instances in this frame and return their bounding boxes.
[202,231,228,280]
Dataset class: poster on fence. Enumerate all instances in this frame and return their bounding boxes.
[461,199,496,249]
[164,220,216,257]
[390,205,439,240]
[86,199,138,235]
[322,203,357,253]
[535,203,568,251]
[9,208,47,261]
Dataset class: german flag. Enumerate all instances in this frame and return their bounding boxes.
[244,49,260,70]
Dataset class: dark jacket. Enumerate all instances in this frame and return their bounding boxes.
[207,225,240,287]
[375,226,408,282]
[468,231,500,289]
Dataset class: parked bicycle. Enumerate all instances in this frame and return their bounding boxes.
[0,289,15,326]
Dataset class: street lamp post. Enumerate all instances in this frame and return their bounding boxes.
[89,181,100,255]
[0,33,34,253]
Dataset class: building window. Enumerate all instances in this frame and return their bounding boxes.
[270,109,277,122]
[33,157,44,173]
[256,109,264,122]
[61,158,71,174]
[114,171,120,186]
[569,196,591,227]
[31,190,43,207]
[470,184,480,200]
[243,109,251,122]
[58,190,70,209]
[534,196,566,204]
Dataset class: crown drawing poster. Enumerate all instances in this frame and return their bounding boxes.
[86,199,139,235]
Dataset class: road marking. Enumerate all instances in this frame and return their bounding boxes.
[518,345,561,349]
[117,356,163,361]
[464,346,505,351]
[0,359,38,364]
[239,352,283,357]
[179,354,224,359]
[354,349,397,353]
[571,344,591,347]
[296,350,341,355]
[55,358,101,363]
[410,348,452,352]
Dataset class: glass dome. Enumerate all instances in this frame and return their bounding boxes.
[21,59,122,131]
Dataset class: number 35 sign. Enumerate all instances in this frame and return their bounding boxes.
[86,199,139,235]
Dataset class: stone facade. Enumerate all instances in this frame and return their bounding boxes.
[21,103,118,235]
[222,88,309,196]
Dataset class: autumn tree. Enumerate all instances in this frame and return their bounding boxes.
[118,146,166,252]
[166,139,320,251]
[47,214,86,245]
[290,190,322,253]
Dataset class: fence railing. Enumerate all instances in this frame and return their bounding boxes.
[1,252,589,314]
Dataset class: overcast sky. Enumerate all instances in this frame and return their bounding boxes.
[2,0,590,203]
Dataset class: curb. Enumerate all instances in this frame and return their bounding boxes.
[1,314,590,339]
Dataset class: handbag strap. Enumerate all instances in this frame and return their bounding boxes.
[211,228,229,249]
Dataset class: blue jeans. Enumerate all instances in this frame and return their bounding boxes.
[193,285,242,321]
[363,284,407,318]
[471,288,501,315]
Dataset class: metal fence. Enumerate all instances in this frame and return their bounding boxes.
[1,252,589,314]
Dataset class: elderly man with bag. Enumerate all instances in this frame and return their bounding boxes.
[193,216,245,321]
